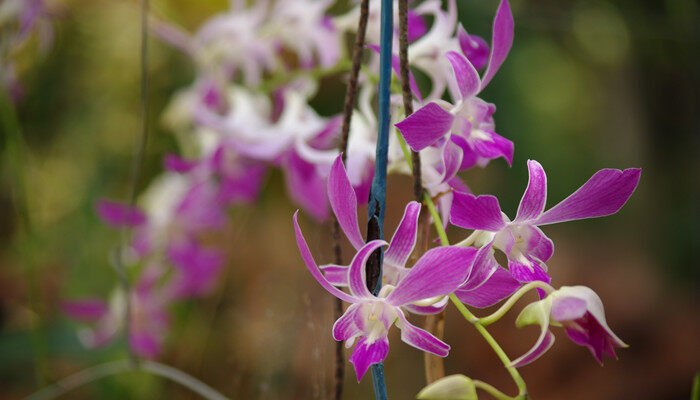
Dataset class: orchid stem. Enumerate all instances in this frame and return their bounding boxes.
[24,360,229,400]
[473,380,517,400]
[395,145,529,398]
[478,281,555,326]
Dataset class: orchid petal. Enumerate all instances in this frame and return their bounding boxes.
[470,129,514,166]
[456,267,520,308]
[332,303,362,341]
[293,211,358,303]
[328,156,365,249]
[395,103,454,151]
[385,201,421,268]
[320,264,349,286]
[481,0,514,89]
[397,310,450,356]
[450,193,506,231]
[387,247,477,306]
[514,160,548,222]
[284,152,329,222]
[96,200,146,227]
[511,299,555,367]
[508,257,551,285]
[534,168,641,225]
[460,242,498,291]
[458,24,489,71]
[348,240,387,299]
[349,336,389,382]
[62,299,109,321]
[445,51,481,100]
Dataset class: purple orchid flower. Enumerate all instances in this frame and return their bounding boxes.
[450,160,641,286]
[63,266,170,358]
[511,286,627,367]
[457,24,489,71]
[294,211,475,381]
[395,0,515,169]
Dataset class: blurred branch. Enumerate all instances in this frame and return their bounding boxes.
[24,360,230,400]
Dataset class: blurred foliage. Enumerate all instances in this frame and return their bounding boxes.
[0,0,698,399]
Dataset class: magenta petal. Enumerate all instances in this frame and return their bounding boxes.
[460,242,498,291]
[163,154,198,173]
[407,9,428,42]
[523,225,554,263]
[333,303,362,341]
[534,168,641,226]
[387,247,477,306]
[328,156,365,249]
[470,129,514,166]
[481,0,514,89]
[440,140,463,183]
[395,103,454,151]
[511,329,555,367]
[167,240,224,298]
[348,240,387,299]
[508,258,551,286]
[293,212,358,303]
[402,302,448,315]
[458,25,489,70]
[397,310,449,356]
[284,151,329,222]
[129,331,162,359]
[349,337,390,382]
[96,199,146,227]
[384,201,421,268]
[515,160,547,221]
[456,267,520,308]
[445,51,481,100]
[62,299,108,321]
[563,312,622,363]
[450,192,506,231]
[321,264,349,286]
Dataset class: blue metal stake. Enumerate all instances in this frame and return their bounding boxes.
[367,0,393,398]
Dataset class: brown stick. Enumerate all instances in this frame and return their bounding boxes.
[331,1,370,398]
[398,0,446,384]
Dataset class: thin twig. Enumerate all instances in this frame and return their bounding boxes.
[24,360,230,400]
[331,1,370,399]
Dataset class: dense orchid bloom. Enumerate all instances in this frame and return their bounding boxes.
[511,286,627,366]
[266,0,340,68]
[63,267,170,358]
[294,212,475,380]
[450,160,641,286]
[396,0,515,169]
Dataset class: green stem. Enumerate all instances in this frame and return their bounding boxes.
[24,360,229,400]
[473,380,516,400]
[478,281,555,326]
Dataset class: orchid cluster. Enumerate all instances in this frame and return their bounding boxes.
[0,0,52,103]
[62,0,641,396]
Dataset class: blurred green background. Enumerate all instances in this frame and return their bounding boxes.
[1,0,698,399]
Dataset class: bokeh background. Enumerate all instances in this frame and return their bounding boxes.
[1,0,698,399]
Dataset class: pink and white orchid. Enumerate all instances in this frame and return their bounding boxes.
[294,212,474,381]
[511,286,627,366]
[450,160,641,285]
[395,0,515,169]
